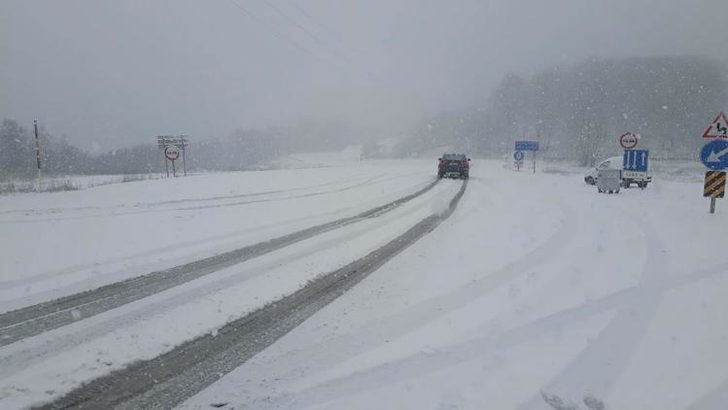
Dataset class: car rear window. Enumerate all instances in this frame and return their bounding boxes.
[443,154,466,160]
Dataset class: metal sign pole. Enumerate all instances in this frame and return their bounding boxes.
[171,159,176,177]
[532,151,536,174]
[33,120,42,191]
[710,198,717,214]
[181,136,187,176]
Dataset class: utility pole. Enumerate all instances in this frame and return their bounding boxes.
[33,120,42,191]
[180,135,188,176]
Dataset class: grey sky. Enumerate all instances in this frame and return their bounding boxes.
[1,0,726,151]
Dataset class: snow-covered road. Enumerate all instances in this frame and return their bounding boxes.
[1,155,727,410]
[180,161,728,410]
[0,161,434,310]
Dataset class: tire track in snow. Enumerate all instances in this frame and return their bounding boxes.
[0,211,321,291]
[0,179,439,347]
[0,181,454,380]
[252,258,728,410]
[0,172,405,224]
[517,216,668,409]
[0,172,360,217]
[687,377,728,410]
[136,172,364,208]
[37,181,468,410]
[220,176,579,397]
[0,174,423,293]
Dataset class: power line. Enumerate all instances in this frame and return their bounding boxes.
[263,0,381,82]
[283,1,368,61]
[285,0,326,30]
[226,0,321,60]
[260,0,348,64]
[226,0,379,83]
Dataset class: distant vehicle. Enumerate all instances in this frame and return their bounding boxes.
[438,153,470,179]
[584,156,652,188]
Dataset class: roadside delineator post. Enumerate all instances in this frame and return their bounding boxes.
[704,171,726,214]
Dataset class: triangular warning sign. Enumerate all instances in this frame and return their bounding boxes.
[703,112,728,138]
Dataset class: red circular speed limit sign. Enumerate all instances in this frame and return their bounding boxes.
[619,132,639,149]
[164,145,180,161]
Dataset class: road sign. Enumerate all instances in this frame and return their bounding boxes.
[513,151,525,161]
[702,112,728,138]
[623,149,648,172]
[165,145,180,161]
[619,132,639,149]
[704,171,726,198]
[701,140,728,170]
[515,141,539,151]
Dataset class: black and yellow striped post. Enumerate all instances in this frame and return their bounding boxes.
[704,171,726,213]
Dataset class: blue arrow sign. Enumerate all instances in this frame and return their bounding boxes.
[513,151,525,161]
[623,149,649,172]
[515,141,539,151]
[701,140,728,170]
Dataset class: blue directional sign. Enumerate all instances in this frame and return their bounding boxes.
[623,149,649,172]
[513,151,525,161]
[701,139,728,170]
[515,141,539,151]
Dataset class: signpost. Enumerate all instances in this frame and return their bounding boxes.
[165,146,180,177]
[704,171,726,214]
[700,112,728,213]
[702,112,728,139]
[622,149,649,185]
[515,141,539,151]
[157,135,190,177]
[619,132,639,150]
[514,141,539,173]
[700,139,728,170]
[513,150,524,171]
[623,149,649,172]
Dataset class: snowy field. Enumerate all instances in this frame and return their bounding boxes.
[0,173,159,194]
[1,153,727,409]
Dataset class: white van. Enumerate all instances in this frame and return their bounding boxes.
[584,156,652,188]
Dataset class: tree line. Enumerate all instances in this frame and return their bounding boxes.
[3,55,726,177]
[0,117,358,177]
[399,56,728,165]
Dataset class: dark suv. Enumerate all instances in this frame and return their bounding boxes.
[438,153,470,179]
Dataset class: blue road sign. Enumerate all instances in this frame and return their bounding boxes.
[623,149,649,172]
[701,139,728,170]
[515,141,539,151]
[513,151,525,161]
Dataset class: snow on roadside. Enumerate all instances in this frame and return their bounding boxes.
[0,174,159,195]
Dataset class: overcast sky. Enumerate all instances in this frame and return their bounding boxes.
[1,0,726,151]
